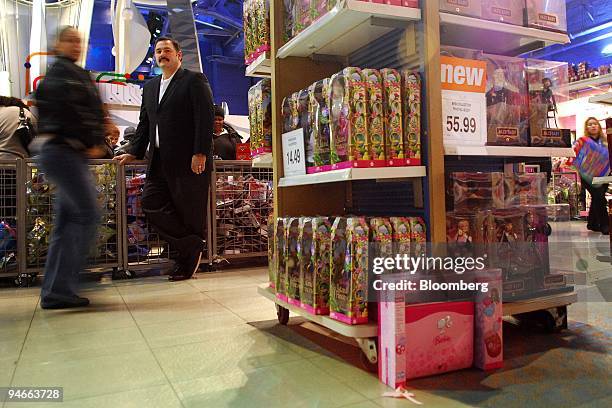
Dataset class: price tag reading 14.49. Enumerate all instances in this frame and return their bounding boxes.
[285,148,301,165]
[282,128,306,177]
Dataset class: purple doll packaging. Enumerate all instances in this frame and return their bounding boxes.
[525,0,567,33]
[308,79,332,173]
[381,68,406,166]
[483,53,529,146]
[362,69,387,167]
[402,71,422,166]
[285,217,301,306]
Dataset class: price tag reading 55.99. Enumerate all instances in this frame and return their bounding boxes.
[446,115,477,134]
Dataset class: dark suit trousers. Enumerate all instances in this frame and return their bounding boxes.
[582,178,609,230]
[142,149,210,260]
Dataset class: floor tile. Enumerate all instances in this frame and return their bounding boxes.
[19,326,148,364]
[153,327,304,383]
[372,394,472,407]
[4,385,182,408]
[28,304,136,337]
[126,293,231,326]
[188,274,262,292]
[115,279,201,298]
[340,401,380,408]
[0,357,18,388]
[173,359,368,408]
[11,350,167,402]
[140,312,247,349]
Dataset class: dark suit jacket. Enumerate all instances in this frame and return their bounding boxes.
[127,68,214,176]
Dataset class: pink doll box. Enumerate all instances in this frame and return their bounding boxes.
[439,0,483,18]
[390,217,411,258]
[381,69,406,167]
[362,69,387,167]
[275,218,288,301]
[481,0,524,26]
[329,68,372,170]
[286,217,301,306]
[330,217,370,325]
[474,269,503,371]
[404,301,474,379]
[402,71,422,166]
[408,217,427,257]
[267,215,275,289]
[300,217,333,315]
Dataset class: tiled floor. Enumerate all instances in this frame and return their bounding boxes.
[0,222,610,408]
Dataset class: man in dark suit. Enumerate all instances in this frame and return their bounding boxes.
[115,36,214,281]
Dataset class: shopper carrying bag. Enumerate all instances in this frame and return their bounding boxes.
[573,117,610,235]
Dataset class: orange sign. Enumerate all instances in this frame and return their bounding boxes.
[440,56,487,93]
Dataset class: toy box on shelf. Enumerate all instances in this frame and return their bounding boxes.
[248,79,273,159]
[526,59,571,147]
[439,0,482,18]
[481,0,523,26]
[525,0,567,33]
[243,0,270,65]
[286,217,301,306]
[299,217,333,315]
[483,54,529,146]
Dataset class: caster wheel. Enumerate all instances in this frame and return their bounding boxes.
[14,274,36,288]
[359,351,378,373]
[276,305,289,325]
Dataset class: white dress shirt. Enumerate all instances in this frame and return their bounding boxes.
[155,71,177,148]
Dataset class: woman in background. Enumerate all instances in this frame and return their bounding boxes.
[574,117,609,235]
[0,96,36,160]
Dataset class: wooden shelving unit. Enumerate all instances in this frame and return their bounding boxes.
[245,52,272,78]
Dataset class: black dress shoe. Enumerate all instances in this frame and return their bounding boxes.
[168,274,191,282]
[587,224,600,232]
[41,296,90,309]
[601,227,609,235]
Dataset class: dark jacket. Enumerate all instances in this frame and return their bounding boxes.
[213,124,242,160]
[126,68,215,176]
[34,56,106,150]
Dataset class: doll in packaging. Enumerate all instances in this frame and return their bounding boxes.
[402,71,421,165]
[439,0,482,18]
[243,0,254,64]
[525,0,567,33]
[329,68,368,168]
[311,0,329,22]
[370,218,393,262]
[275,218,287,300]
[284,0,295,42]
[504,173,547,207]
[286,217,301,306]
[481,0,524,26]
[260,79,273,155]
[526,59,571,147]
[248,84,259,157]
[293,0,312,36]
[281,95,296,134]
[362,69,386,166]
[408,217,427,257]
[381,69,405,166]
[483,54,529,146]
[452,172,505,211]
[330,217,369,324]
[446,212,476,259]
[308,79,332,172]
[298,88,315,169]
[300,217,333,314]
[474,269,503,371]
[298,218,314,311]
[256,0,271,55]
[390,217,411,260]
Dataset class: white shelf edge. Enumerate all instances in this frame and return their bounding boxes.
[588,92,612,105]
[439,12,570,44]
[251,152,274,168]
[257,284,378,338]
[503,291,577,316]
[568,73,612,92]
[592,176,612,185]
[245,52,271,78]
[278,166,426,187]
[444,145,576,158]
[277,1,421,59]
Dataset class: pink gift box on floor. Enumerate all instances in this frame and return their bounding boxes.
[380,299,474,386]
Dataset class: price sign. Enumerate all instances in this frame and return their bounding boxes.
[282,128,306,177]
[441,56,487,146]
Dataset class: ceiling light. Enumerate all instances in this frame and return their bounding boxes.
[603,43,612,56]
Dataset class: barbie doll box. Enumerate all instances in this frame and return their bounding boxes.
[379,298,474,385]
[299,217,333,315]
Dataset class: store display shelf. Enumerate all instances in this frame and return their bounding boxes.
[245,52,271,78]
[503,291,577,316]
[251,153,273,168]
[568,73,612,92]
[444,145,575,158]
[278,165,426,187]
[588,92,612,105]
[277,1,421,59]
[439,12,569,55]
[257,284,378,338]
[592,176,612,185]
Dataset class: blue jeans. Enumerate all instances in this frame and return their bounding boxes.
[38,143,99,301]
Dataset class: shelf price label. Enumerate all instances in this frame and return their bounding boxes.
[441,56,487,146]
[282,128,306,177]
